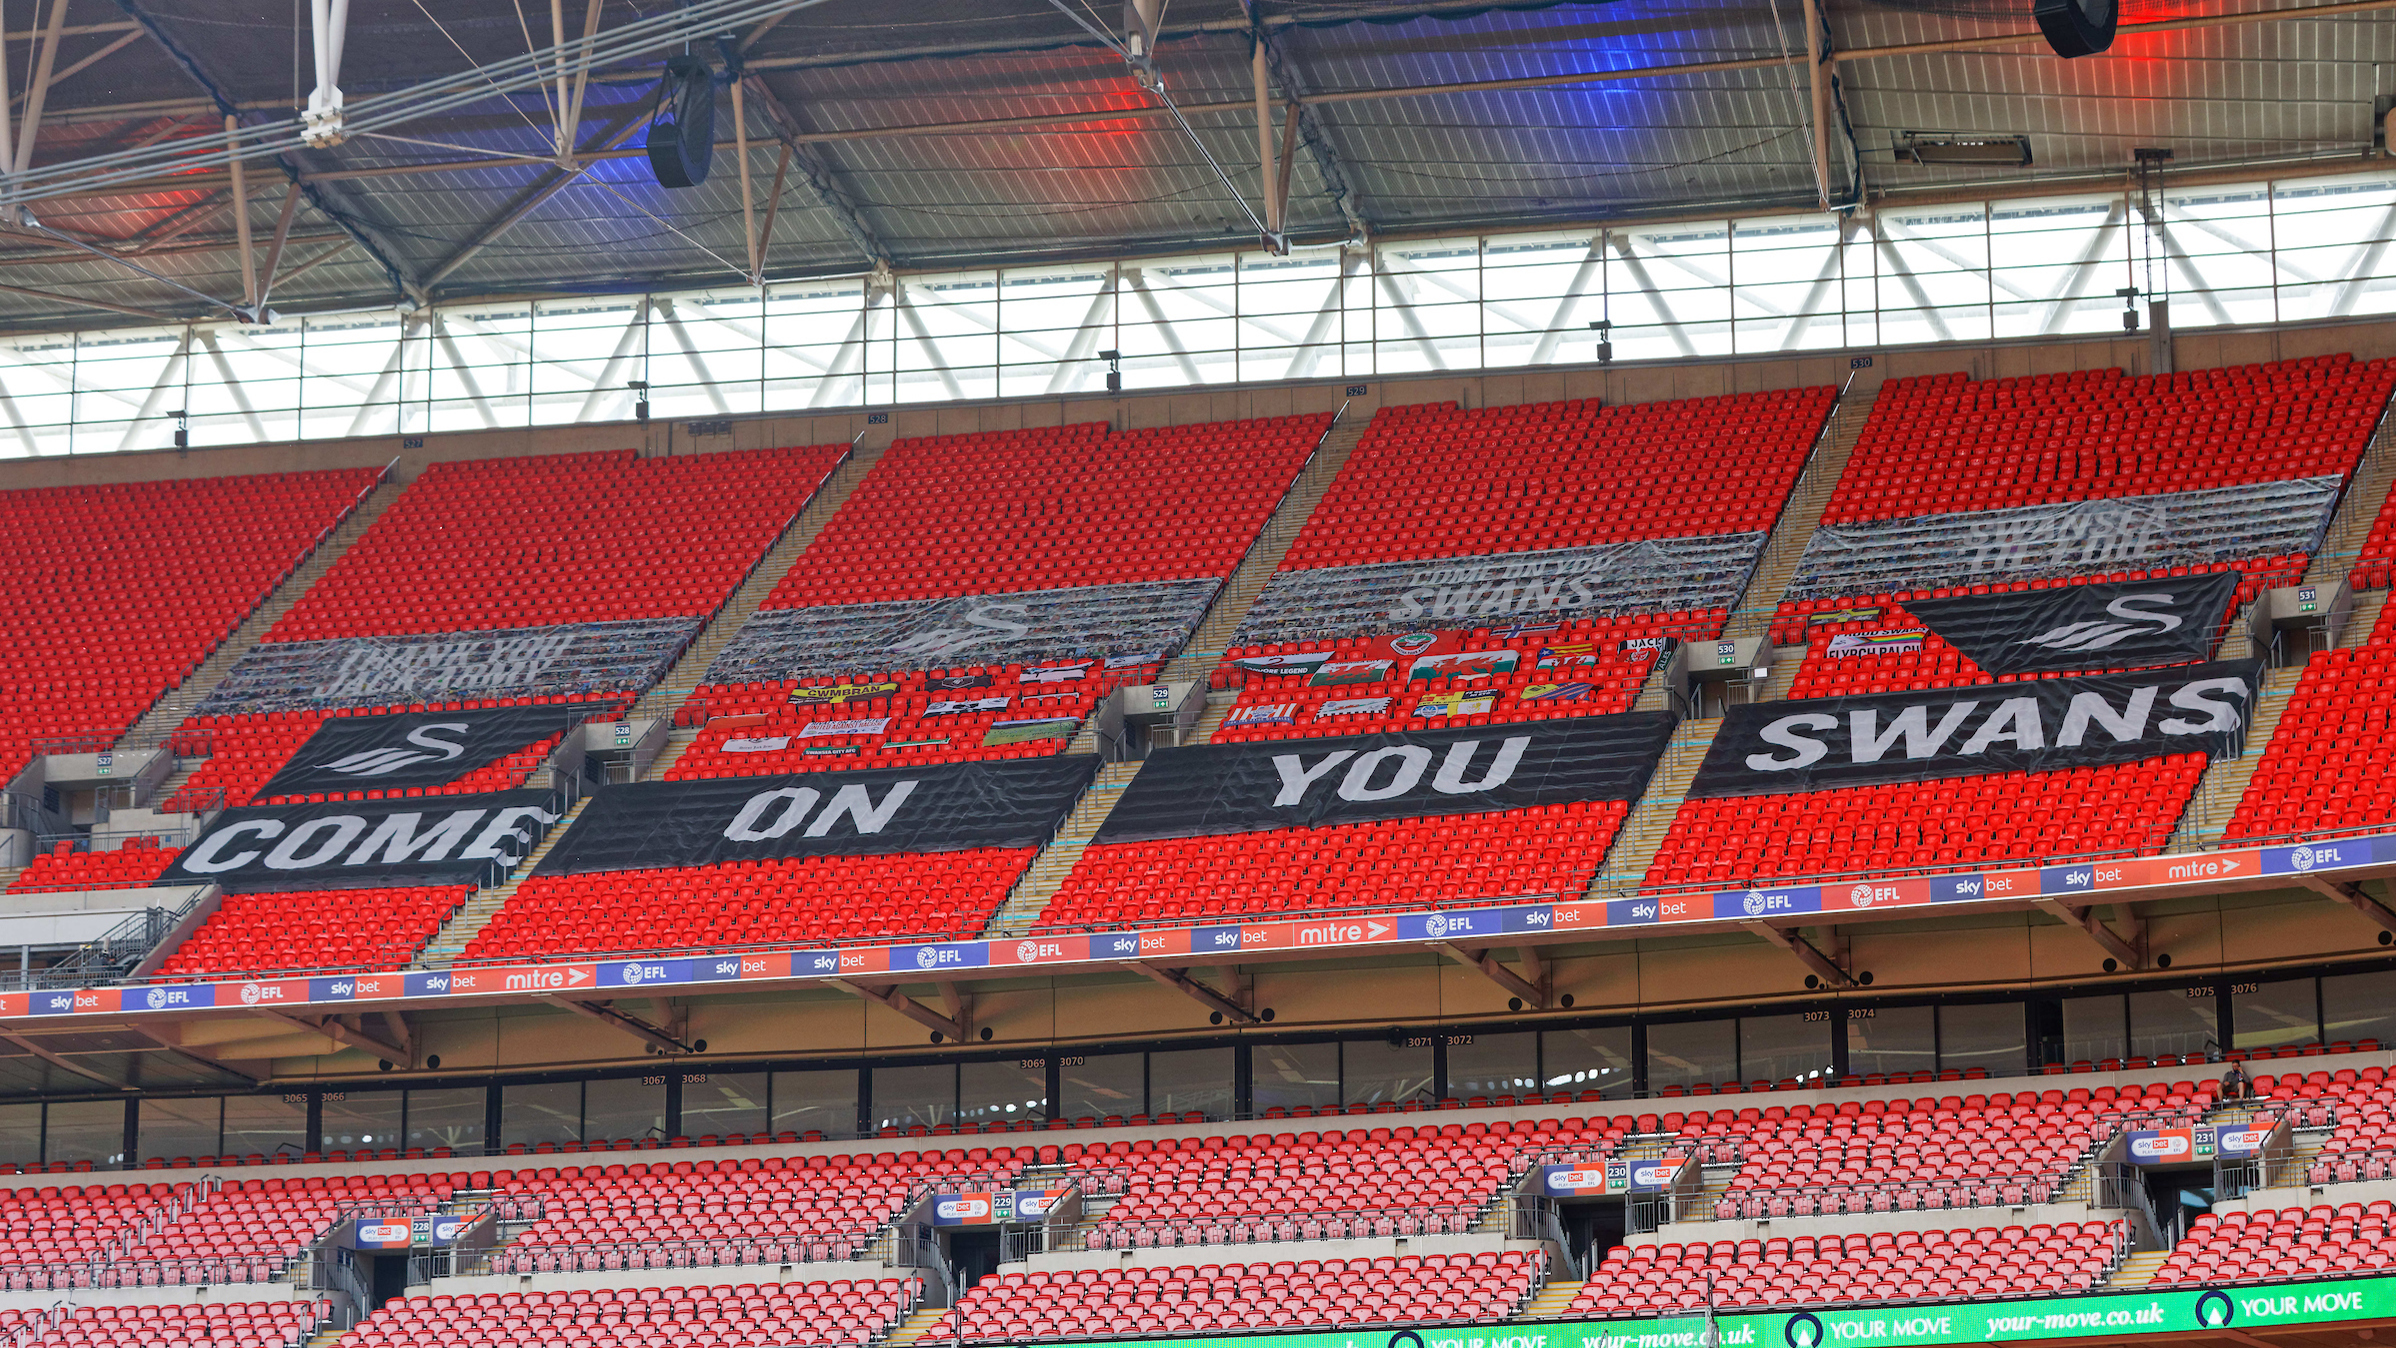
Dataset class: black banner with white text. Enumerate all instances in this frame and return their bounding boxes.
[1094,713,1676,843]
[1901,572,2238,677]
[1688,661,2262,799]
[159,789,567,890]
[535,756,1100,875]
[257,706,585,799]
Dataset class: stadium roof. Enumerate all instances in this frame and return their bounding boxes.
[0,0,2387,333]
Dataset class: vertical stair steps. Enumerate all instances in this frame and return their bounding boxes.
[1515,1280,1586,1321]
[1595,720,1721,894]
[415,794,595,966]
[1723,381,1878,641]
[1161,414,1369,686]
[636,440,890,720]
[981,762,1143,938]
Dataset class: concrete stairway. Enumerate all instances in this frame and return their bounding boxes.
[2103,1251,2172,1290]
[632,440,888,720]
[643,727,700,780]
[414,795,595,966]
[1722,382,1878,641]
[980,762,1143,938]
[1160,413,1369,686]
[881,1308,953,1346]
[115,477,404,750]
[2164,662,2303,853]
[1594,720,1721,894]
[2303,409,2396,590]
[1184,691,1237,745]
[1515,1279,1585,1321]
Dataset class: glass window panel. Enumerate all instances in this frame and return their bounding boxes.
[1344,1039,1433,1108]
[1542,1026,1634,1099]
[138,1097,219,1163]
[1985,198,2125,340]
[0,1104,39,1170]
[1237,253,1344,384]
[1733,217,1845,353]
[1059,1053,1144,1123]
[1252,1042,1338,1115]
[321,1091,405,1152]
[1940,1003,2027,1076]
[1646,1019,1737,1094]
[1876,205,1993,345]
[1437,1039,1533,1101]
[2166,187,2278,329]
[771,1069,858,1139]
[2233,978,2319,1051]
[2274,176,2396,322]
[2323,970,2396,1048]
[1482,235,1598,369]
[2130,988,2221,1061]
[1148,1048,1234,1120]
[1846,1006,1935,1080]
[1447,1032,1541,1100]
[959,1059,1046,1129]
[681,1072,770,1140]
[1740,1014,1832,1087]
[873,1064,954,1132]
[1618,225,1732,359]
[221,1095,306,1161]
[502,1083,582,1148]
[2062,995,2127,1065]
[45,1100,124,1168]
[583,1077,664,1146]
[405,1087,487,1156]
[996,265,1113,399]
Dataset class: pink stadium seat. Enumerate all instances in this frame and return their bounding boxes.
[1572,1221,2126,1315]
[336,1278,913,1348]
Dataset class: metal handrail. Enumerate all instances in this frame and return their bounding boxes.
[1075,1206,1488,1251]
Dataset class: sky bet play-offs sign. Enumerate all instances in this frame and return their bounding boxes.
[1054,1276,2396,1348]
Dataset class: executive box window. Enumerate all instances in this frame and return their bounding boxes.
[140,1097,222,1163]
[221,1095,305,1160]
[2062,995,2128,1065]
[2234,978,2321,1051]
[1149,1048,1234,1119]
[502,1082,581,1149]
[1344,1039,1432,1107]
[771,1069,859,1139]
[1938,1003,2026,1076]
[1448,1032,1539,1100]
[1645,1018,1736,1094]
[2324,970,2396,1047]
[44,1100,123,1169]
[873,1064,955,1132]
[405,1087,488,1155]
[1252,1042,1338,1115]
[0,1102,40,1170]
[682,1072,770,1139]
[960,1060,1046,1128]
[2130,989,2221,1061]
[582,1077,665,1145]
[1542,1026,1634,1099]
[1846,1005,1935,1079]
[321,1092,404,1152]
[1741,1014,1833,1086]
[1059,1053,1143,1123]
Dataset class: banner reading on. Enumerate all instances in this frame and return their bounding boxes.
[536,756,1099,874]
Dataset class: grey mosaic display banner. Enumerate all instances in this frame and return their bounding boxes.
[196,617,702,715]
[1230,533,1767,647]
[1785,477,2343,602]
[706,578,1221,681]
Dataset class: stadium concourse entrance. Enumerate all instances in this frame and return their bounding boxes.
[1556,1197,1628,1275]
[945,1226,1003,1291]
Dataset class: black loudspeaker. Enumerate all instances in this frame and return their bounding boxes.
[646,55,718,188]
[2034,0,2117,57]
